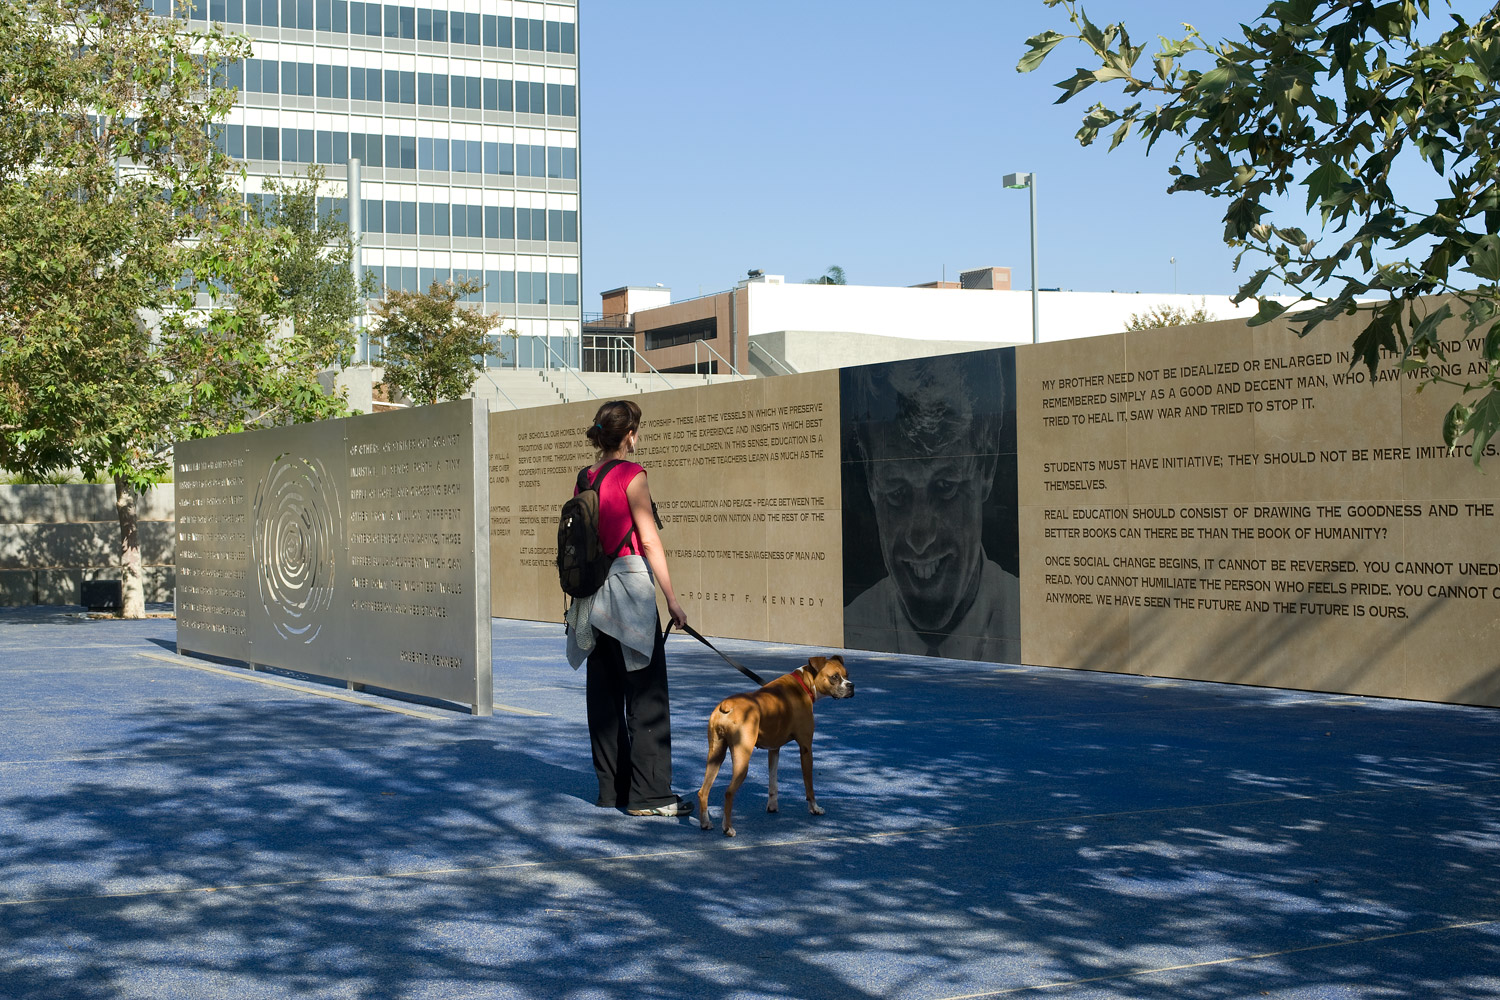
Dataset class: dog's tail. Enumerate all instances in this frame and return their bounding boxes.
[708,699,748,741]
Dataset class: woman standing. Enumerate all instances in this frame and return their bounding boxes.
[565,399,692,816]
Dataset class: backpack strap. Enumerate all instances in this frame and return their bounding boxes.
[580,460,638,557]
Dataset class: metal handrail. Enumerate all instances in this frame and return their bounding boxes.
[478,370,520,410]
[535,336,596,400]
[748,340,795,376]
[586,333,674,393]
[581,312,634,329]
[694,339,745,379]
[579,332,634,374]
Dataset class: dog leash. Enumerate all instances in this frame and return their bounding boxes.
[666,621,767,687]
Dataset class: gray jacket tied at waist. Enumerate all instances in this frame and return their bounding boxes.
[565,555,658,671]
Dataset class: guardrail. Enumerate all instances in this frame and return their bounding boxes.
[694,339,744,379]
[478,370,520,410]
[583,334,675,392]
[539,337,596,401]
[748,340,796,376]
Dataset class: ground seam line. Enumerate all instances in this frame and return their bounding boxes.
[929,916,1500,999]
[135,651,550,718]
[4,776,1496,908]
[135,652,467,719]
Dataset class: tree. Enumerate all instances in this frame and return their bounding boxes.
[0,0,349,617]
[1125,299,1217,331]
[373,278,502,406]
[805,265,848,285]
[255,166,376,370]
[1021,0,1500,461]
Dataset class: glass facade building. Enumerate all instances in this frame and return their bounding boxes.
[158,0,581,367]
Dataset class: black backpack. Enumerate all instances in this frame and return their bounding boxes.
[556,461,636,599]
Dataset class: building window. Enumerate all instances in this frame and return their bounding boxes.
[644,317,717,351]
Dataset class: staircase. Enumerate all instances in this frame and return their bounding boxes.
[471,368,747,410]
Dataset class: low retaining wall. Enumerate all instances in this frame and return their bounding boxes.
[0,485,175,606]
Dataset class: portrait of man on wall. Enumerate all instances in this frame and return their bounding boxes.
[840,349,1020,663]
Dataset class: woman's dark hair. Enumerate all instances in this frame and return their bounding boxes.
[586,399,642,453]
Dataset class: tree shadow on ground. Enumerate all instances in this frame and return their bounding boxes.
[2,633,1499,999]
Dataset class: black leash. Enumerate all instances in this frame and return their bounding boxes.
[666,621,766,687]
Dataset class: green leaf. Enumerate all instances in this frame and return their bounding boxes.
[1463,235,1500,282]
[1302,162,1352,213]
[1054,68,1098,102]
[1017,30,1066,73]
[1350,310,1399,376]
[1409,302,1453,356]
[1195,64,1253,94]
[1461,389,1500,466]
[1079,12,1107,53]
[1444,402,1471,450]
[1247,298,1289,327]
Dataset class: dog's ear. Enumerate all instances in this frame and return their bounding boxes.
[828,654,844,665]
[807,656,827,673]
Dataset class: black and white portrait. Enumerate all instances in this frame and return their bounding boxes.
[840,350,1020,664]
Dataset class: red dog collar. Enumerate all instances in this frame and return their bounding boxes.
[793,666,816,701]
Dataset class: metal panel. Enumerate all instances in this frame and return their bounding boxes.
[174,445,252,659]
[175,399,491,713]
[246,421,351,675]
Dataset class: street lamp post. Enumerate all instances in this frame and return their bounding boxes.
[348,157,365,363]
[1003,172,1039,344]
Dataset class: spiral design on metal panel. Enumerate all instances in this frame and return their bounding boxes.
[252,453,339,643]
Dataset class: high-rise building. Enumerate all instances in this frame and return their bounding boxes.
[153,0,580,368]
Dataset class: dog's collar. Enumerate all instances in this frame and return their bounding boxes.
[793,666,816,702]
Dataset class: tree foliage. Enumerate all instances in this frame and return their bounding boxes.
[1125,299,1218,331]
[1021,0,1500,462]
[0,0,350,614]
[255,166,376,370]
[805,265,848,285]
[374,279,502,406]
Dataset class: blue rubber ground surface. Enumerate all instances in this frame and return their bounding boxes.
[1,608,1498,1000]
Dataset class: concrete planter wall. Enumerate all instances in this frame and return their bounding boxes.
[0,485,175,606]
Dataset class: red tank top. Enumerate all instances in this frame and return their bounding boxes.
[578,461,644,556]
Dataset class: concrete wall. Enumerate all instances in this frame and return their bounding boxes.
[744,283,1267,345]
[629,283,1276,377]
[0,485,175,606]
[750,330,1017,374]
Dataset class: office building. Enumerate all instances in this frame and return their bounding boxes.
[155,0,580,367]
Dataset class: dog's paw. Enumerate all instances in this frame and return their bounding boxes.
[724,825,736,838]
[808,801,825,816]
[766,797,778,813]
[699,815,713,831]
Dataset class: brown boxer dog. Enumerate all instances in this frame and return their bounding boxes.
[697,655,854,837]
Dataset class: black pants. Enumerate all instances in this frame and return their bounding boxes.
[585,627,675,810]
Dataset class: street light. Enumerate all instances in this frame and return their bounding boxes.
[1003,172,1039,344]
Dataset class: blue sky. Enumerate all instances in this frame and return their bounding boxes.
[579,1,1488,311]
[578,1,1291,307]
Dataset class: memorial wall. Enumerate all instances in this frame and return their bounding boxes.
[488,371,843,647]
[1017,301,1500,707]
[176,399,493,714]
[487,299,1500,708]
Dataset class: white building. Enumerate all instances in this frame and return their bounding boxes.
[596,270,1271,377]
